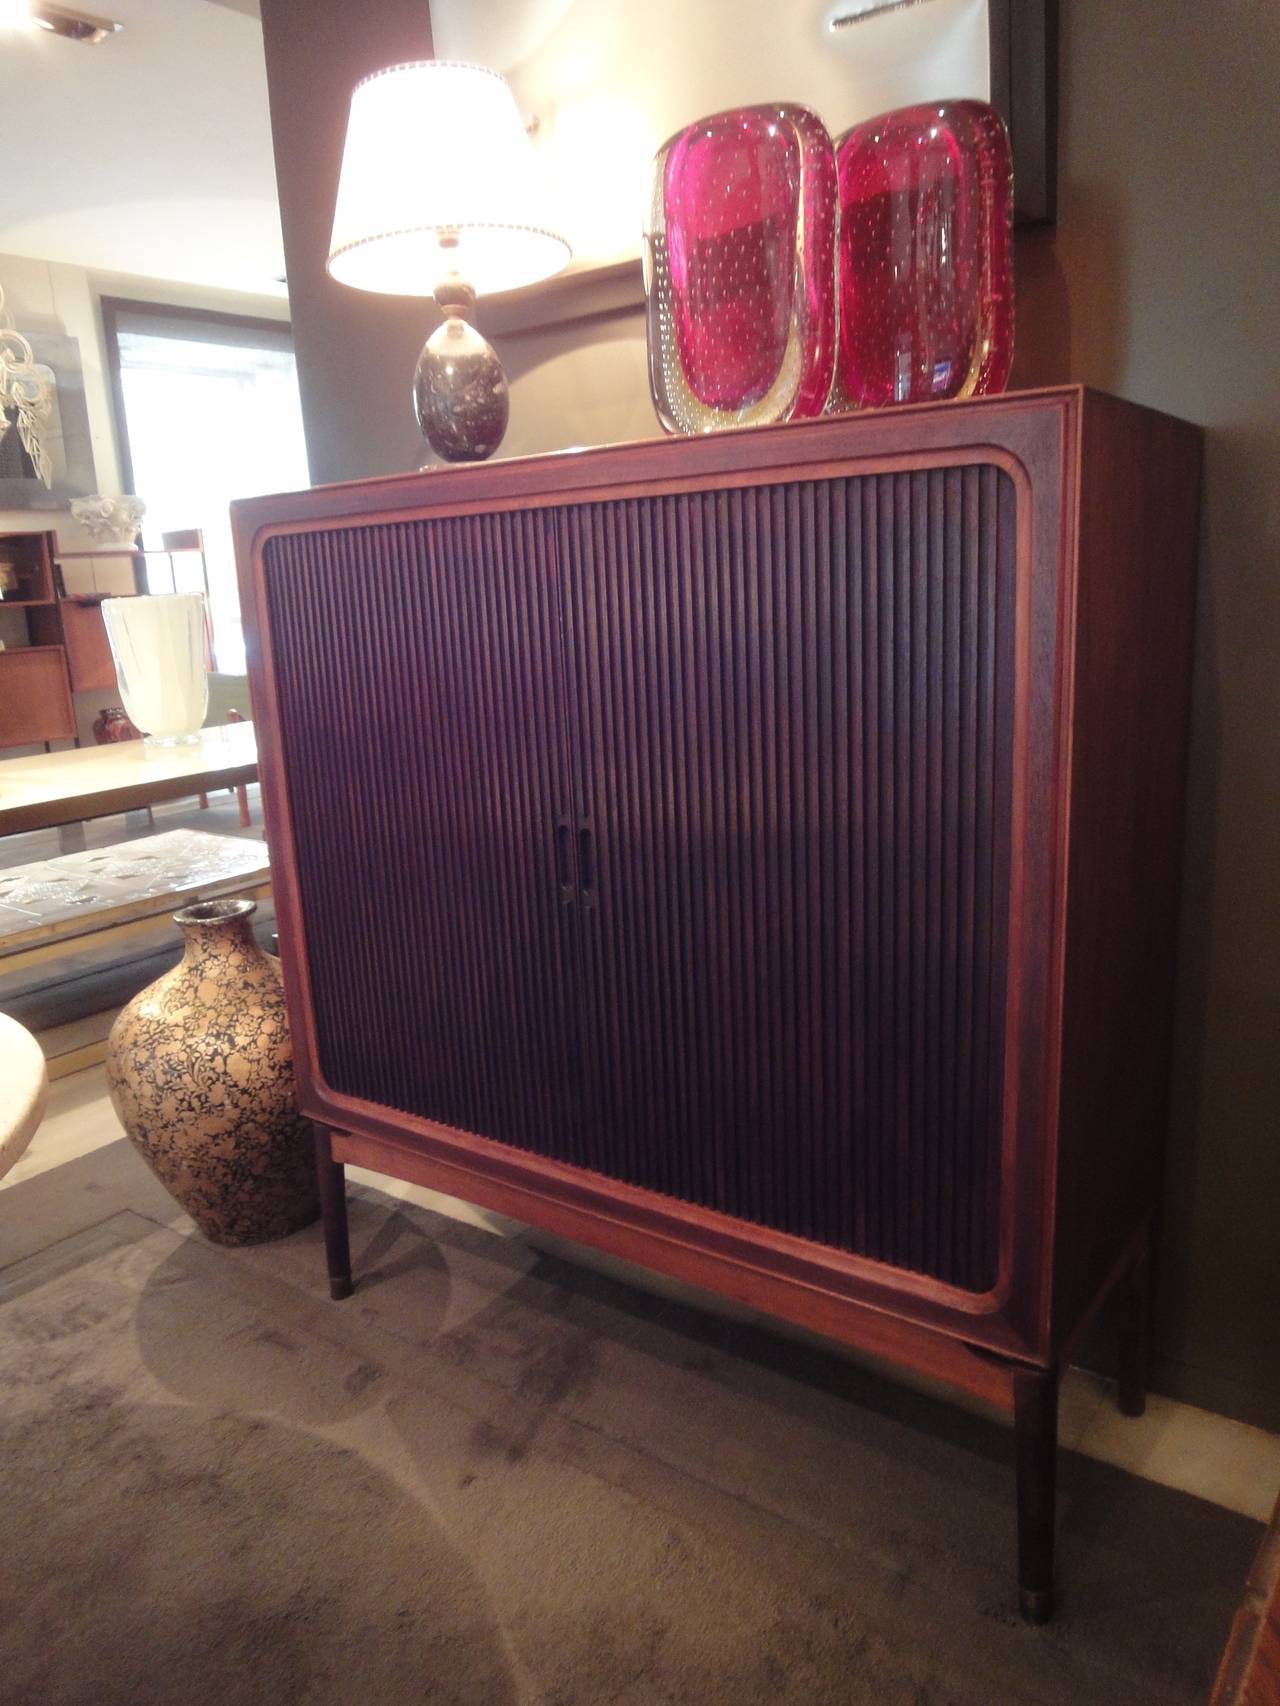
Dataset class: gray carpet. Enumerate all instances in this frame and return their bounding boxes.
[0,1140,1259,1705]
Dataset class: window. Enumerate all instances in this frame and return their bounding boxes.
[103,299,310,677]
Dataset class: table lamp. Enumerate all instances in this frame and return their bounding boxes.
[328,60,571,463]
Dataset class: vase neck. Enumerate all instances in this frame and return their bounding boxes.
[174,898,260,967]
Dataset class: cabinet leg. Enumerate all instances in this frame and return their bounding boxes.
[1013,1364,1059,1624]
[315,1127,353,1300]
[1116,1236,1151,1418]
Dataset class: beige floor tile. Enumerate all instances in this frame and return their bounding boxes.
[1059,1368,1112,1451]
[1078,1388,1280,1522]
[347,1162,518,1238]
[0,1063,123,1190]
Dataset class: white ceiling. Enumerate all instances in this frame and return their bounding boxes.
[0,0,285,298]
[0,0,992,300]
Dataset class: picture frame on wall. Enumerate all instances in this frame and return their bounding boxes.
[0,332,97,512]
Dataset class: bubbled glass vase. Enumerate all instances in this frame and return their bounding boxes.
[829,99,1014,412]
[644,103,837,435]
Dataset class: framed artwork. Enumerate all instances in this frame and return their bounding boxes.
[0,332,97,512]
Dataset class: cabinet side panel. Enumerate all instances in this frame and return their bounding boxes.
[1053,393,1204,1345]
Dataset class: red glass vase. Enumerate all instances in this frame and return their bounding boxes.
[645,104,836,434]
[830,100,1013,412]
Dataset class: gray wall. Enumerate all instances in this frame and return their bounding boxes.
[1028,1,1279,1429]
[262,2,1280,1426]
[259,0,437,485]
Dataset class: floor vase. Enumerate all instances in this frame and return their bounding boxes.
[105,897,319,1244]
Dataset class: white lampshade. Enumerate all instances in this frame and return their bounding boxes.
[327,60,571,298]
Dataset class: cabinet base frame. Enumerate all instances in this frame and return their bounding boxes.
[314,1123,1155,1623]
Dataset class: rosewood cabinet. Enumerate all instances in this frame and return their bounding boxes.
[233,387,1202,1621]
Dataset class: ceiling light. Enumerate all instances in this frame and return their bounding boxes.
[0,0,36,30]
[828,0,942,26]
[29,2,121,42]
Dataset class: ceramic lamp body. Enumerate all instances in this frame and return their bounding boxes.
[414,314,510,463]
[101,593,208,746]
[105,899,319,1246]
[830,99,1014,411]
[645,103,837,435]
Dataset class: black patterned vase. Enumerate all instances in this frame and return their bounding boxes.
[104,898,319,1245]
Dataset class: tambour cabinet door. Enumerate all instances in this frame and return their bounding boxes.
[558,466,1021,1307]
[260,511,585,1157]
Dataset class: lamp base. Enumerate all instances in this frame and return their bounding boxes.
[413,305,509,463]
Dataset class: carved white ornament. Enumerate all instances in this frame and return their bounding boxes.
[70,493,147,546]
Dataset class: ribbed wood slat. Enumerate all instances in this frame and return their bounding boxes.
[566,469,1015,1292]
[263,464,1015,1293]
[264,515,582,1158]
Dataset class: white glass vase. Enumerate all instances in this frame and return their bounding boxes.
[101,594,209,746]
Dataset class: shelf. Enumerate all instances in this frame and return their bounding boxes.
[55,546,206,559]
[0,598,56,609]
[0,530,56,606]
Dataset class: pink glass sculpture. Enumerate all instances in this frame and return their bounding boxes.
[830,100,1014,412]
[645,104,837,435]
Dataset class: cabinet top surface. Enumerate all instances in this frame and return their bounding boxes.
[232,386,1201,545]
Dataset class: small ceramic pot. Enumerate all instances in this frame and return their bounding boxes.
[92,706,140,744]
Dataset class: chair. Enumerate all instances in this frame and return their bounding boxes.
[198,708,251,827]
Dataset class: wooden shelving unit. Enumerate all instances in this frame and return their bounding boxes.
[0,526,214,751]
[0,532,55,606]
[0,533,77,749]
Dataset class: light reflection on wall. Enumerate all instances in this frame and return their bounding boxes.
[430,0,989,273]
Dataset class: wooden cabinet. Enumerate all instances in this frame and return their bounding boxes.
[0,645,76,748]
[0,527,211,745]
[0,528,127,740]
[233,386,1203,1621]
[0,533,76,746]
[56,596,118,693]
[0,529,55,605]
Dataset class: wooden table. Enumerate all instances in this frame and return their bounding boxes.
[0,721,258,836]
[0,827,272,975]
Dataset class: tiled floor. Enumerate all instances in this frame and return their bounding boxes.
[7,1061,1279,1526]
